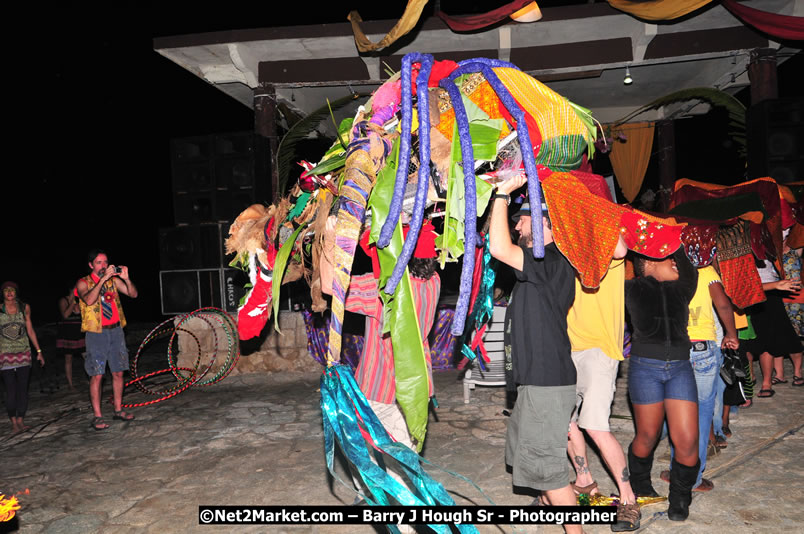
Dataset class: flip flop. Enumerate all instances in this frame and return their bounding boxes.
[792,376,804,387]
[113,411,135,421]
[771,377,788,385]
[757,389,775,398]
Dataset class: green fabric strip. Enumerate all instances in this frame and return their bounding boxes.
[367,139,430,448]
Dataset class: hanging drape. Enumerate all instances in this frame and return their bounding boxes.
[348,0,429,52]
[607,0,713,21]
[722,0,804,41]
[436,0,533,32]
[609,122,655,203]
[349,0,804,52]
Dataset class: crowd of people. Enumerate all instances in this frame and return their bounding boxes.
[2,190,801,532]
[1,249,137,435]
[491,176,802,532]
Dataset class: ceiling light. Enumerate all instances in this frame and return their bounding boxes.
[511,2,542,23]
[623,66,633,85]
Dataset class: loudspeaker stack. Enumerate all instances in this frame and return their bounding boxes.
[747,98,804,184]
[159,131,266,315]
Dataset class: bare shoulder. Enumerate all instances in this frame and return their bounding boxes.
[76,278,89,295]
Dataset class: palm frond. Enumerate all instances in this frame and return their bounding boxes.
[613,87,747,157]
[276,93,366,194]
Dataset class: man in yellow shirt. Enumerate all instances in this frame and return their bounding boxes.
[566,239,638,532]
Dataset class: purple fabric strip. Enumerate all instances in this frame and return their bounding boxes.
[384,53,435,295]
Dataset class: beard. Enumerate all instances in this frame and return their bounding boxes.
[517,233,533,248]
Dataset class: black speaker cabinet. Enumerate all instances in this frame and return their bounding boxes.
[748,98,804,184]
[160,268,247,315]
[158,224,227,270]
[170,132,265,225]
[171,136,212,163]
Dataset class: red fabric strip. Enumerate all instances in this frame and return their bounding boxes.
[436,0,533,32]
[723,0,804,41]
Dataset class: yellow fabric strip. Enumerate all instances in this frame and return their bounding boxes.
[607,0,713,21]
[348,0,429,53]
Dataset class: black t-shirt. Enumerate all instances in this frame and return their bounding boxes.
[504,243,576,388]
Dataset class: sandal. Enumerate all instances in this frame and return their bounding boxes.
[572,481,598,495]
[771,376,788,385]
[792,376,804,387]
[706,441,721,458]
[722,425,732,438]
[91,417,109,431]
[530,495,546,506]
[714,435,728,449]
[113,410,135,421]
[611,501,641,532]
[694,478,714,492]
[757,388,775,398]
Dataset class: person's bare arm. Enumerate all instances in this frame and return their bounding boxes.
[77,278,104,306]
[709,281,738,350]
[613,235,628,260]
[113,265,138,298]
[59,295,79,319]
[762,278,801,293]
[24,304,44,365]
[489,175,525,271]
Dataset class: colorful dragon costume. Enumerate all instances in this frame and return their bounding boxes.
[226,53,764,517]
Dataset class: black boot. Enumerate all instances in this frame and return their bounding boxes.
[627,444,659,498]
[667,459,700,521]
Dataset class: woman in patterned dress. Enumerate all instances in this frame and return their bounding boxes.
[1,281,45,434]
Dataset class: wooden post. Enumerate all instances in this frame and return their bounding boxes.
[254,83,279,203]
[748,48,778,106]
[656,120,676,213]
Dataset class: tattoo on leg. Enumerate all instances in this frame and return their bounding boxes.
[574,456,590,474]
[622,467,630,482]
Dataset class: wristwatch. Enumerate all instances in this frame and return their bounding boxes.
[494,193,511,205]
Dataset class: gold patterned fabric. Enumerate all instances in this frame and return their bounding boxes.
[543,170,686,289]
[716,221,766,309]
[78,276,126,333]
[435,74,511,142]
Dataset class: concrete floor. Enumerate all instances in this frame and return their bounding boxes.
[1,346,802,533]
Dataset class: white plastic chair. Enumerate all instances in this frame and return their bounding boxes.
[463,306,507,403]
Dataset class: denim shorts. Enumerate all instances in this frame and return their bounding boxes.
[628,355,698,405]
[84,328,129,376]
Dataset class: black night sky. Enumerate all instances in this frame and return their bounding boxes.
[5,3,802,326]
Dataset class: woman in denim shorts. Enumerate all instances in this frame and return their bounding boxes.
[625,250,699,522]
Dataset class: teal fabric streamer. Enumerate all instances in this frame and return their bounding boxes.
[461,343,479,362]
[475,236,496,329]
[461,236,497,370]
[320,364,482,533]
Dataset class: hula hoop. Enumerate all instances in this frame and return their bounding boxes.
[115,307,240,407]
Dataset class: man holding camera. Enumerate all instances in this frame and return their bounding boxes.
[76,249,138,431]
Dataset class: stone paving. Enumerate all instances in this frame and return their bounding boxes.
[1,349,802,534]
